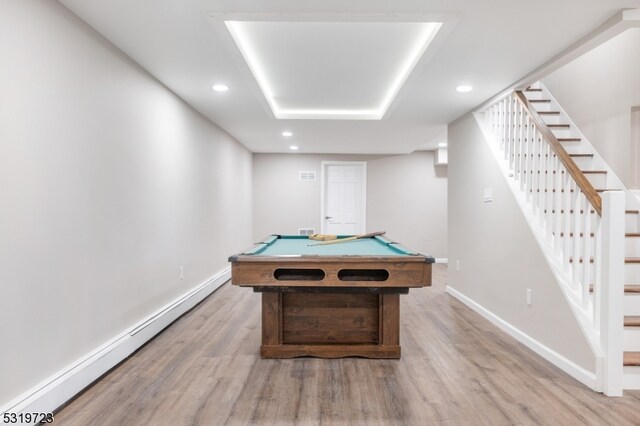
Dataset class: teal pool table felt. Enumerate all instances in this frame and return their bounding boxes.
[245,235,418,256]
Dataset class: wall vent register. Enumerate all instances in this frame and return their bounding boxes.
[298,228,315,236]
[299,171,316,181]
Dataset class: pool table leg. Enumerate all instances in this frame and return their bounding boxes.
[380,294,400,349]
[262,292,282,346]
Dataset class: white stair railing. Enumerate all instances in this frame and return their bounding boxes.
[478,90,625,396]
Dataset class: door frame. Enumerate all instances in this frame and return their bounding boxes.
[320,161,367,234]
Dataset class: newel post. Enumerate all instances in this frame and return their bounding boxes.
[598,191,625,396]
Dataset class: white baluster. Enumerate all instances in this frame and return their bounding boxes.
[524,117,532,201]
[532,128,540,214]
[562,172,572,267]
[502,99,507,155]
[582,194,592,308]
[554,160,563,251]
[517,102,524,185]
[572,187,582,288]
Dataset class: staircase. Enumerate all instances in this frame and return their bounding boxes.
[476,82,640,396]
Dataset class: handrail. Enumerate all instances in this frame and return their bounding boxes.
[514,91,602,216]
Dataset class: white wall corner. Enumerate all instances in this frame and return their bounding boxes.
[0,267,231,419]
[446,285,598,391]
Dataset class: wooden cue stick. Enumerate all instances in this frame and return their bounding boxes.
[308,231,386,246]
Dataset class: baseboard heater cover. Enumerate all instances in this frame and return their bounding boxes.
[0,267,231,418]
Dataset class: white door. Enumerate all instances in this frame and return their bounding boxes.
[322,162,366,235]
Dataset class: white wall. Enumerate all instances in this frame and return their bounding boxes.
[253,152,447,258]
[448,112,595,371]
[543,28,640,188]
[0,0,252,407]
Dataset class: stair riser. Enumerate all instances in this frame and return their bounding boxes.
[628,216,640,234]
[624,327,640,351]
[531,102,556,112]
[584,174,608,188]
[626,238,640,255]
[623,366,640,389]
[549,128,573,138]
[626,264,640,283]
[540,115,563,125]
[523,91,545,101]
[567,156,594,169]
[624,294,640,316]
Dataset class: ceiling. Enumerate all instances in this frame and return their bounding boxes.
[58,0,640,154]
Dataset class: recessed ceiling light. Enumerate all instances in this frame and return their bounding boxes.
[212,84,229,92]
[438,142,448,148]
[289,145,299,151]
[456,85,473,93]
[282,131,293,137]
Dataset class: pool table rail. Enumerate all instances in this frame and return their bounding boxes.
[229,257,432,288]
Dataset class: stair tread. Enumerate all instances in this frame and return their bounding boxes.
[529,99,551,103]
[538,111,561,115]
[624,352,640,366]
[589,284,640,293]
[625,316,640,327]
[525,88,543,92]
[627,210,640,215]
[548,124,570,128]
[582,170,607,174]
[627,233,640,237]
[557,138,582,142]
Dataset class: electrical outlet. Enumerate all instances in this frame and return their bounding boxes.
[526,288,532,306]
[180,266,184,280]
[483,188,493,203]
[456,260,461,271]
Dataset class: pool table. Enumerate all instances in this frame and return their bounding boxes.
[228,234,434,359]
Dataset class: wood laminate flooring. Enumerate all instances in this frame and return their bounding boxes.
[55,265,640,425]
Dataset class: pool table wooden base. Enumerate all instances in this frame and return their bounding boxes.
[260,290,402,359]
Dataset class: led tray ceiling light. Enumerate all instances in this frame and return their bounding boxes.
[282,131,293,137]
[226,21,442,120]
[456,85,472,93]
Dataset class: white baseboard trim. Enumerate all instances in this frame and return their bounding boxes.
[1,267,231,421]
[434,258,448,264]
[446,285,598,391]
